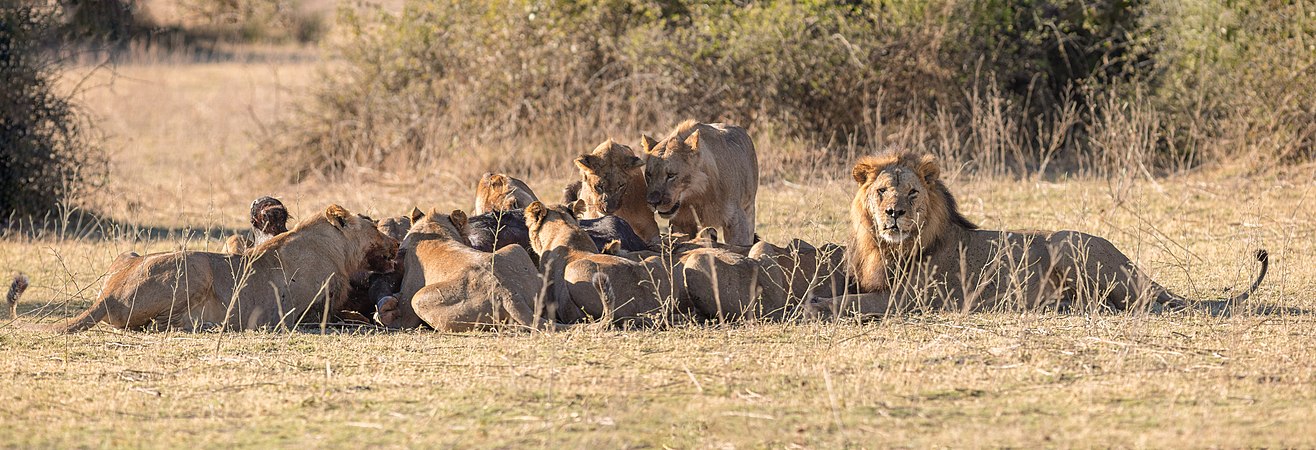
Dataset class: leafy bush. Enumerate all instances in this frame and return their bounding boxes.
[1,5,107,219]
[277,0,1310,179]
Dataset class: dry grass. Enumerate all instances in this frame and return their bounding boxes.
[2,59,1315,447]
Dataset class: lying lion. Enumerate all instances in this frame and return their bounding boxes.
[807,150,1269,318]
[524,201,682,327]
[642,120,758,246]
[473,173,539,215]
[51,205,398,332]
[375,208,558,331]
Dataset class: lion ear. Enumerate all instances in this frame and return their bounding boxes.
[851,159,879,184]
[574,155,599,173]
[525,201,547,225]
[681,130,700,152]
[325,204,350,228]
[626,155,644,169]
[916,154,941,183]
[640,134,659,153]
[601,239,622,255]
[408,207,425,223]
[449,209,468,234]
[569,199,587,218]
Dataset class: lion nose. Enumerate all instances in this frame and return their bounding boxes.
[886,208,905,218]
[646,191,663,207]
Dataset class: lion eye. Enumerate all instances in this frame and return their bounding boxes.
[667,174,677,181]
[909,189,919,197]
[877,187,889,195]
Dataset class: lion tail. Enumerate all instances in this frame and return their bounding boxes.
[1225,249,1269,304]
[6,273,29,319]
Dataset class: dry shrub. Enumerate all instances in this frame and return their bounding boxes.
[1,5,107,220]
[274,0,1311,182]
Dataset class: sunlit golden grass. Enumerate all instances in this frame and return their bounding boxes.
[1,60,1314,447]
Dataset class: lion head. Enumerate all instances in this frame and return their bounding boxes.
[641,123,712,218]
[404,207,468,244]
[306,204,400,275]
[574,139,644,215]
[524,200,594,255]
[848,150,976,292]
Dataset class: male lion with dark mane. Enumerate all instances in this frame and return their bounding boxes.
[642,120,758,246]
[51,205,398,332]
[807,150,1268,317]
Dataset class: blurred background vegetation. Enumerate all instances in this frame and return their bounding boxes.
[4,0,1313,218]
[280,0,1314,180]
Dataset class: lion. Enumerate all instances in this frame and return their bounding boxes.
[473,173,539,215]
[678,247,790,322]
[50,205,398,332]
[222,196,291,254]
[749,239,850,303]
[571,139,661,244]
[374,208,558,331]
[642,120,758,246]
[524,201,683,327]
[806,150,1269,318]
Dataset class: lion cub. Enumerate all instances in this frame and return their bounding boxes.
[571,139,661,244]
[642,120,758,246]
[524,201,682,327]
[376,208,558,331]
[473,173,538,215]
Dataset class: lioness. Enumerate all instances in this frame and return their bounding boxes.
[679,247,790,322]
[52,205,398,332]
[375,208,557,331]
[571,139,661,244]
[807,150,1269,318]
[642,120,758,246]
[524,201,682,327]
[473,173,539,215]
[749,239,850,302]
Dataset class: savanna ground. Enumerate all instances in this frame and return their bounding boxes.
[3,58,1316,448]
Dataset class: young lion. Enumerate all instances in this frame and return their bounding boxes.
[473,173,539,215]
[52,205,398,332]
[375,208,558,331]
[524,201,682,327]
[807,150,1269,318]
[642,120,758,246]
[571,139,661,244]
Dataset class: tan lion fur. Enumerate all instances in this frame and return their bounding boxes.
[379,208,556,331]
[51,205,398,332]
[808,150,1268,318]
[572,139,660,244]
[473,173,539,215]
[524,201,682,327]
[642,120,758,246]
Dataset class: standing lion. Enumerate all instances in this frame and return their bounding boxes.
[642,120,758,246]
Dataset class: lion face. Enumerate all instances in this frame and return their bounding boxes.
[523,201,585,255]
[643,132,709,218]
[574,140,643,215]
[851,153,940,244]
[324,205,399,274]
